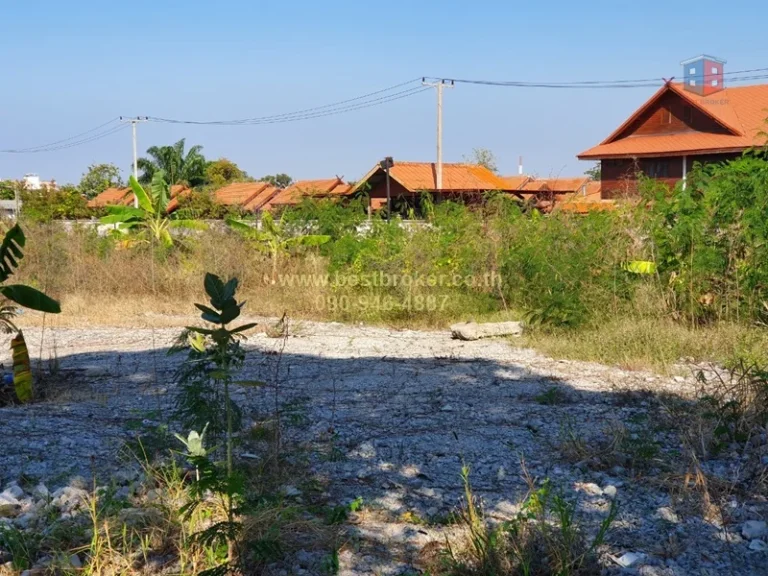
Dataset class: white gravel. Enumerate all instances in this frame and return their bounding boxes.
[1,319,766,575]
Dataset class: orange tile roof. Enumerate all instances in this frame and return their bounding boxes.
[353,162,519,194]
[556,182,613,213]
[542,177,590,194]
[521,180,550,192]
[243,185,280,211]
[579,83,768,159]
[87,187,131,208]
[499,175,531,190]
[214,182,269,206]
[267,178,350,207]
[88,184,190,213]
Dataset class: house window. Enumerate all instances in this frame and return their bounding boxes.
[644,160,669,178]
[690,67,696,74]
[690,79,697,86]
[712,79,718,86]
[711,66,718,74]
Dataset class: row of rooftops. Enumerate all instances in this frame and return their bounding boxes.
[87,162,607,214]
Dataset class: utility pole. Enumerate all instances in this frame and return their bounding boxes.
[380,156,394,223]
[422,78,454,190]
[120,116,148,207]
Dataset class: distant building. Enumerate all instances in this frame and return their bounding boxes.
[22,173,57,191]
[578,78,768,197]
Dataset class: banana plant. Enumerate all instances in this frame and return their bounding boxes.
[100,171,206,248]
[0,224,61,402]
[227,212,330,283]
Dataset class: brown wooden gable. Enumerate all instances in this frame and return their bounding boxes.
[612,90,732,140]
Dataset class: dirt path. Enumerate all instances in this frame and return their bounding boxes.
[0,319,763,575]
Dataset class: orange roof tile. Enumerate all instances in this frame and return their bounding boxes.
[89,184,191,213]
[214,182,269,206]
[521,180,550,192]
[268,178,350,207]
[353,162,519,194]
[499,175,531,190]
[579,83,768,159]
[87,187,131,208]
[542,177,590,194]
[165,187,192,213]
[244,185,281,211]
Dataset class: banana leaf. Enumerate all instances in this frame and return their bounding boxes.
[11,331,32,403]
[0,285,61,313]
[129,175,154,213]
[624,260,657,275]
[0,224,25,282]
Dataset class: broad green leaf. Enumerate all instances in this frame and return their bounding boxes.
[11,331,32,403]
[160,229,174,248]
[104,205,145,217]
[204,273,226,306]
[187,332,207,353]
[0,224,25,282]
[222,278,238,302]
[99,213,136,225]
[218,302,242,325]
[151,171,170,213]
[226,218,256,235]
[129,175,154,213]
[230,322,258,334]
[195,303,222,323]
[261,211,278,236]
[0,285,61,313]
[624,260,656,275]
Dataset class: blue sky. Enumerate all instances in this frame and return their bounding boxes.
[1,0,767,184]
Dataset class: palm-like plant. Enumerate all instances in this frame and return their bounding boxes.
[227,212,330,283]
[100,172,206,248]
[137,138,207,187]
[0,224,61,403]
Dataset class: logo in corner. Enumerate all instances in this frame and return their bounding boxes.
[681,55,726,96]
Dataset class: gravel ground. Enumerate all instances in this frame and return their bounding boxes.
[1,318,766,575]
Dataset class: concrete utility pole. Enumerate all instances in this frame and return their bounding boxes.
[120,116,148,207]
[422,79,454,190]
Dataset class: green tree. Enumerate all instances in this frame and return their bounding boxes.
[464,148,498,173]
[174,190,246,220]
[206,158,247,189]
[0,224,61,403]
[0,180,21,201]
[100,172,206,247]
[227,212,330,283]
[20,185,90,221]
[78,163,124,199]
[137,139,207,187]
[584,162,601,181]
[259,173,293,188]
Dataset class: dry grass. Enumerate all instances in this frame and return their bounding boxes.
[13,221,768,372]
[522,317,768,374]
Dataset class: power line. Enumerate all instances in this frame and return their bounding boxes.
[15,125,129,154]
[147,80,427,125]
[0,118,124,153]
[426,66,768,89]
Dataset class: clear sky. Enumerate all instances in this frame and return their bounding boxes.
[1,0,767,184]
